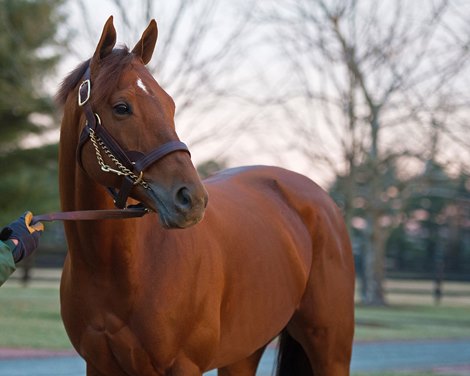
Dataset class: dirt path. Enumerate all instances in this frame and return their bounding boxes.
[1,338,470,375]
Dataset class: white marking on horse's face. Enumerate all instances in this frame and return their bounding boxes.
[136,78,149,95]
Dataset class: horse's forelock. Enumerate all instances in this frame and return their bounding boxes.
[56,46,133,107]
[92,47,134,105]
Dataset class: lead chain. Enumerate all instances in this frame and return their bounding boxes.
[88,128,149,189]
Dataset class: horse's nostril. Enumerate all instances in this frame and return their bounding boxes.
[203,191,209,208]
[175,186,193,211]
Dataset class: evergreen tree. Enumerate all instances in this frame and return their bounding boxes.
[0,0,65,229]
[0,0,65,151]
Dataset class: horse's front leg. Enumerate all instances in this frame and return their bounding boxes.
[168,357,203,376]
[86,357,203,376]
[217,346,267,376]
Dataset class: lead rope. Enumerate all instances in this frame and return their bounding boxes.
[31,206,149,224]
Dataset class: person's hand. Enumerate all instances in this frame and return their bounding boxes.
[1,212,44,263]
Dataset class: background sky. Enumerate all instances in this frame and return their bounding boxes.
[22,0,326,186]
[21,0,470,190]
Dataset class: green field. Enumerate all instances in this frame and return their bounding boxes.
[0,285,71,349]
[355,303,470,341]
[2,285,470,349]
[0,284,469,376]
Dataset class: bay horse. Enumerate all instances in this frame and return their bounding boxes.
[57,16,355,376]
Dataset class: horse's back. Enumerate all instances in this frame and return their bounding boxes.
[199,166,353,369]
[203,165,348,274]
[203,165,325,259]
[204,165,346,246]
[209,167,356,374]
[208,166,355,374]
[205,165,332,207]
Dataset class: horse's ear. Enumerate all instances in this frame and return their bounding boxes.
[132,19,158,65]
[90,16,117,73]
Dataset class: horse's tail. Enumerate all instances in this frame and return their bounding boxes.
[275,331,313,375]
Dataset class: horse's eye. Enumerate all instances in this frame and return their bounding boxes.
[113,102,132,116]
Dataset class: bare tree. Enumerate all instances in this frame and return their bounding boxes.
[254,0,470,304]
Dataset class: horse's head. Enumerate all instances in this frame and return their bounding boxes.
[63,17,208,229]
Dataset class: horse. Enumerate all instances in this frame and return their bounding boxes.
[57,16,355,376]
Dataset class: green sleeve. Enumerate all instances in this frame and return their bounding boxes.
[0,240,16,287]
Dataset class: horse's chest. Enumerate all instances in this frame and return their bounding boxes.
[78,313,170,375]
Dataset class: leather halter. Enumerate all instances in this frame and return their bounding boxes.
[76,67,190,209]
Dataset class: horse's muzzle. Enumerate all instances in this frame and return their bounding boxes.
[146,182,208,229]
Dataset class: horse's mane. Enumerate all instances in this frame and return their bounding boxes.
[56,46,134,107]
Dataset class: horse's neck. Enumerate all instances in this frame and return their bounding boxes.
[59,105,141,271]
[59,103,106,208]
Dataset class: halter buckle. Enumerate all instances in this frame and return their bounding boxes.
[78,79,91,106]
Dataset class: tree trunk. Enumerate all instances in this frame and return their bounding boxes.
[360,103,387,305]
[363,211,387,305]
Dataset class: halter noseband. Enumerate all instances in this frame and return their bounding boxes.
[76,67,190,209]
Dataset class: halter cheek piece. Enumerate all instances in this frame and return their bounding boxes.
[76,67,190,209]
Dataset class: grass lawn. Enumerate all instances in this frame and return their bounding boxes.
[0,283,470,376]
[355,303,470,341]
[0,285,71,349]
